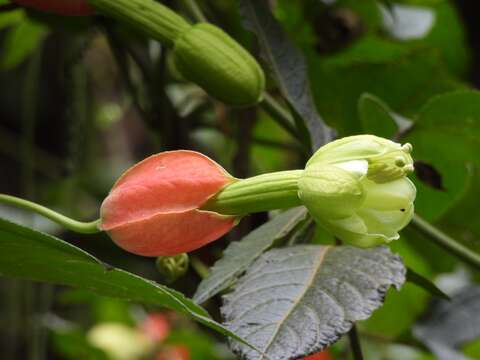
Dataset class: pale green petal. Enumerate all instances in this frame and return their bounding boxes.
[362,177,416,211]
[298,165,363,220]
[327,214,368,234]
[334,160,368,180]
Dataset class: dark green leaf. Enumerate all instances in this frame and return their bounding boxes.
[358,93,399,138]
[0,218,257,351]
[406,268,449,300]
[311,44,464,135]
[414,286,480,360]
[194,207,308,304]
[238,0,331,149]
[405,91,480,252]
[221,245,405,359]
[1,18,47,69]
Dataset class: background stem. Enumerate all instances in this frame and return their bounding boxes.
[0,194,101,234]
[410,214,480,271]
[348,325,364,360]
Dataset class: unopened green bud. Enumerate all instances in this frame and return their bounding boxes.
[172,23,265,107]
[88,0,265,106]
[155,253,189,283]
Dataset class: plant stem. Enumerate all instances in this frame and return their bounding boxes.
[348,325,364,360]
[0,194,101,234]
[182,0,207,22]
[261,93,301,141]
[190,256,209,279]
[410,214,480,271]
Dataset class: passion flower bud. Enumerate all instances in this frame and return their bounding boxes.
[100,151,237,257]
[13,0,94,16]
[87,0,265,106]
[155,253,189,283]
[298,135,416,248]
[172,23,265,106]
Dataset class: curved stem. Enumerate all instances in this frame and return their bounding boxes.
[0,194,101,234]
[261,93,301,141]
[410,214,480,271]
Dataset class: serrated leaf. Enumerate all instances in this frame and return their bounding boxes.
[0,218,257,351]
[221,245,405,360]
[414,286,480,360]
[238,0,331,150]
[194,207,308,304]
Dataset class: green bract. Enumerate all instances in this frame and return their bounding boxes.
[298,135,416,247]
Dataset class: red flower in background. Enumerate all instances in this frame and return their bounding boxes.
[156,345,189,360]
[140,313,171,342]
[100,151,236,256]
[13,0,94,16]
[302,351,333,360]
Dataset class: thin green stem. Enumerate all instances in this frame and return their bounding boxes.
[190,256,209,279]
[410,214,480,271]
[182,0,207,22]
[261,93,300,141]
[0,194,101,234]
[348,325,364,360]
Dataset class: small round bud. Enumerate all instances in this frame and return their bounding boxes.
[172,23,265,106]
[155,254,189,283]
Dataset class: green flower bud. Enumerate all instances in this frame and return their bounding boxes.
[155,253,189,283]
[172,23,265,107]
[298,135,416,247]
[88,0,265,106]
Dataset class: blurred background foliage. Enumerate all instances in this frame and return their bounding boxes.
[1,0,480,359]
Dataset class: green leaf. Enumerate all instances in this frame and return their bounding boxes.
[193,207,308,304]
[0,218,256,351]
[358,93,400,138]
[406,268,449,300]
[239,0,331,149]
[311,44,464,135]
[405,91,480,251]
[221,245,405,359]
[1,18,48,69]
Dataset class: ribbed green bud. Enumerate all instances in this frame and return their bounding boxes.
[172,23,265,107]
[88,0,265,106]
[155,253,189,283]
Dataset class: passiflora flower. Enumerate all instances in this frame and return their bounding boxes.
[298,135,416,247]
[13,0,94,16]
[99,151,237,257]
[0,135,415,257]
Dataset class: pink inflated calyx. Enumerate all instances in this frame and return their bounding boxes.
[13,0,95,16]
[100,151,236,257]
